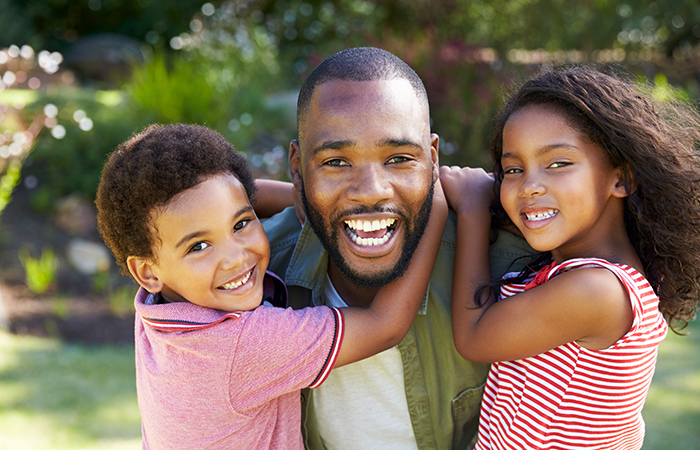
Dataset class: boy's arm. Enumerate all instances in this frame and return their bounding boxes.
[253,179,295,219]
[333,178,448,368]
[439,166,496,359]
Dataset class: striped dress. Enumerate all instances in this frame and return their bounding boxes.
[475,258,668,450]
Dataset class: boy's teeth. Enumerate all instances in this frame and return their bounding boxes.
[220,270,252,290]
[526,210,558,221]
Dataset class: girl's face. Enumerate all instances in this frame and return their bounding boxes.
[499,105,627,262]
[143,174,270,312]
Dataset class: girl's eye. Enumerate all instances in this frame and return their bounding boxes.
[549,161,571,168]
[323,158,349,167]
[234,219,250,231]
[503,167,522,175]
[189,242,209,253]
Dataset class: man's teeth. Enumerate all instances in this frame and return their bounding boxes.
[344,218,396,246]
[220,270,252,290]
[525,210,558,221]
[350,232,392,246]
[345,218,396,232]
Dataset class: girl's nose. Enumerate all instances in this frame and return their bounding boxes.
[519,173,546,198]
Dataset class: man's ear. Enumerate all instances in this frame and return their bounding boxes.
[430,133,440,182]
[127,256,163,293]
[289,139,303,192]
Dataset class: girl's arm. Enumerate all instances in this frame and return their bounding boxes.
[440,166,633,363]
[253,179,294,218]
[333,177,448,367]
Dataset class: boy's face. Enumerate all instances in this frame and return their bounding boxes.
[134,174,270,312]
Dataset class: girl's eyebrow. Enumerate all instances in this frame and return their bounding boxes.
[174,205,254,249]
[502,143,579,160]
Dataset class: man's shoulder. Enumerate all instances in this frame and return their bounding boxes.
[262,207,302,252]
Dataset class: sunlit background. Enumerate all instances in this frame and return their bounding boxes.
[0,1,699,448]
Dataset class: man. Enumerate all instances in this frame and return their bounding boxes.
[262,47,533,449]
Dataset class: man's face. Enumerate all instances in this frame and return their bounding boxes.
[291,79,439,288]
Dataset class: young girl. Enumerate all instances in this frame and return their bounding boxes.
[441,68,700,449]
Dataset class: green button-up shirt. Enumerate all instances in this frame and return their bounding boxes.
[263,207,534,450]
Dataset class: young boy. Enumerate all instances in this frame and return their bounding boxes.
[95,123,446,449]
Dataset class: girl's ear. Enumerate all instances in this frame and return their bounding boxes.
[611,167,635,198]
[127,256,163,293]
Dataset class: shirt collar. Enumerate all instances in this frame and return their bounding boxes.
[136,271,288,332]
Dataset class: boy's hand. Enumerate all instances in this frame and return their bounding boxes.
[439,166,495,215]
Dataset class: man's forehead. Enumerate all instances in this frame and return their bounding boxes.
[311,78,422,111]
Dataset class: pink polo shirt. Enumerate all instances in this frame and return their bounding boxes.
[133,274,344,450]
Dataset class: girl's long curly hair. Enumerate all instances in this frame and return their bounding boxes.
[489,67,700,330]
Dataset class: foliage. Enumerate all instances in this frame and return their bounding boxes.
[21,88,140,209]
[0,0,206,54]
[18,246,58,295]
[0,159,21,215]
[124,50,294,179]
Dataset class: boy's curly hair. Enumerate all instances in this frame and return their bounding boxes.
[96,123,257,279]
[490,67,700,329]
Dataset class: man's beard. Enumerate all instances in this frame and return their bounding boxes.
[301,180,434,289]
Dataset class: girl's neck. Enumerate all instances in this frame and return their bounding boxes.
[551,230,643,274]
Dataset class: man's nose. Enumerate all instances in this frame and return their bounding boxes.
[345,164,394,206]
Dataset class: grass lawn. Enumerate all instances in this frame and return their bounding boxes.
[0,332,140,450]
[0,318,698,449]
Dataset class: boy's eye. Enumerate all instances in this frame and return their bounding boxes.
[234,219,249,231]
[189,242,209,253]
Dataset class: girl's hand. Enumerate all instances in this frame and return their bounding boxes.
[439,166,495,215]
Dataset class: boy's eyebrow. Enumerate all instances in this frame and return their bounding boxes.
[174,205,255,250]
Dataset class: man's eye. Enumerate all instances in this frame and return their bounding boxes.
[189,242,209,253]
[234,219,249,231]
[323,159,349,167]
[387,156,410,164]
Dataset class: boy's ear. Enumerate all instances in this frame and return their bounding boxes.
[127,256,163,293]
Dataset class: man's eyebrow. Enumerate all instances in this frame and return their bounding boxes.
[311,140,354,155]
[174,205,254,250]
[377,138,422,149]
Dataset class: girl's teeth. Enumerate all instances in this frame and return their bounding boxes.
[526,210,558,221]
[220,270,252,290]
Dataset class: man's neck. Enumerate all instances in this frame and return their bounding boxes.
[327,262,378,308]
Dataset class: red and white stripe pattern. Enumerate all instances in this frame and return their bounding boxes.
[476,258,668,450]
[308,306,345,389]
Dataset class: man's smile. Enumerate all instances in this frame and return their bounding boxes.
[344,217,398,247]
